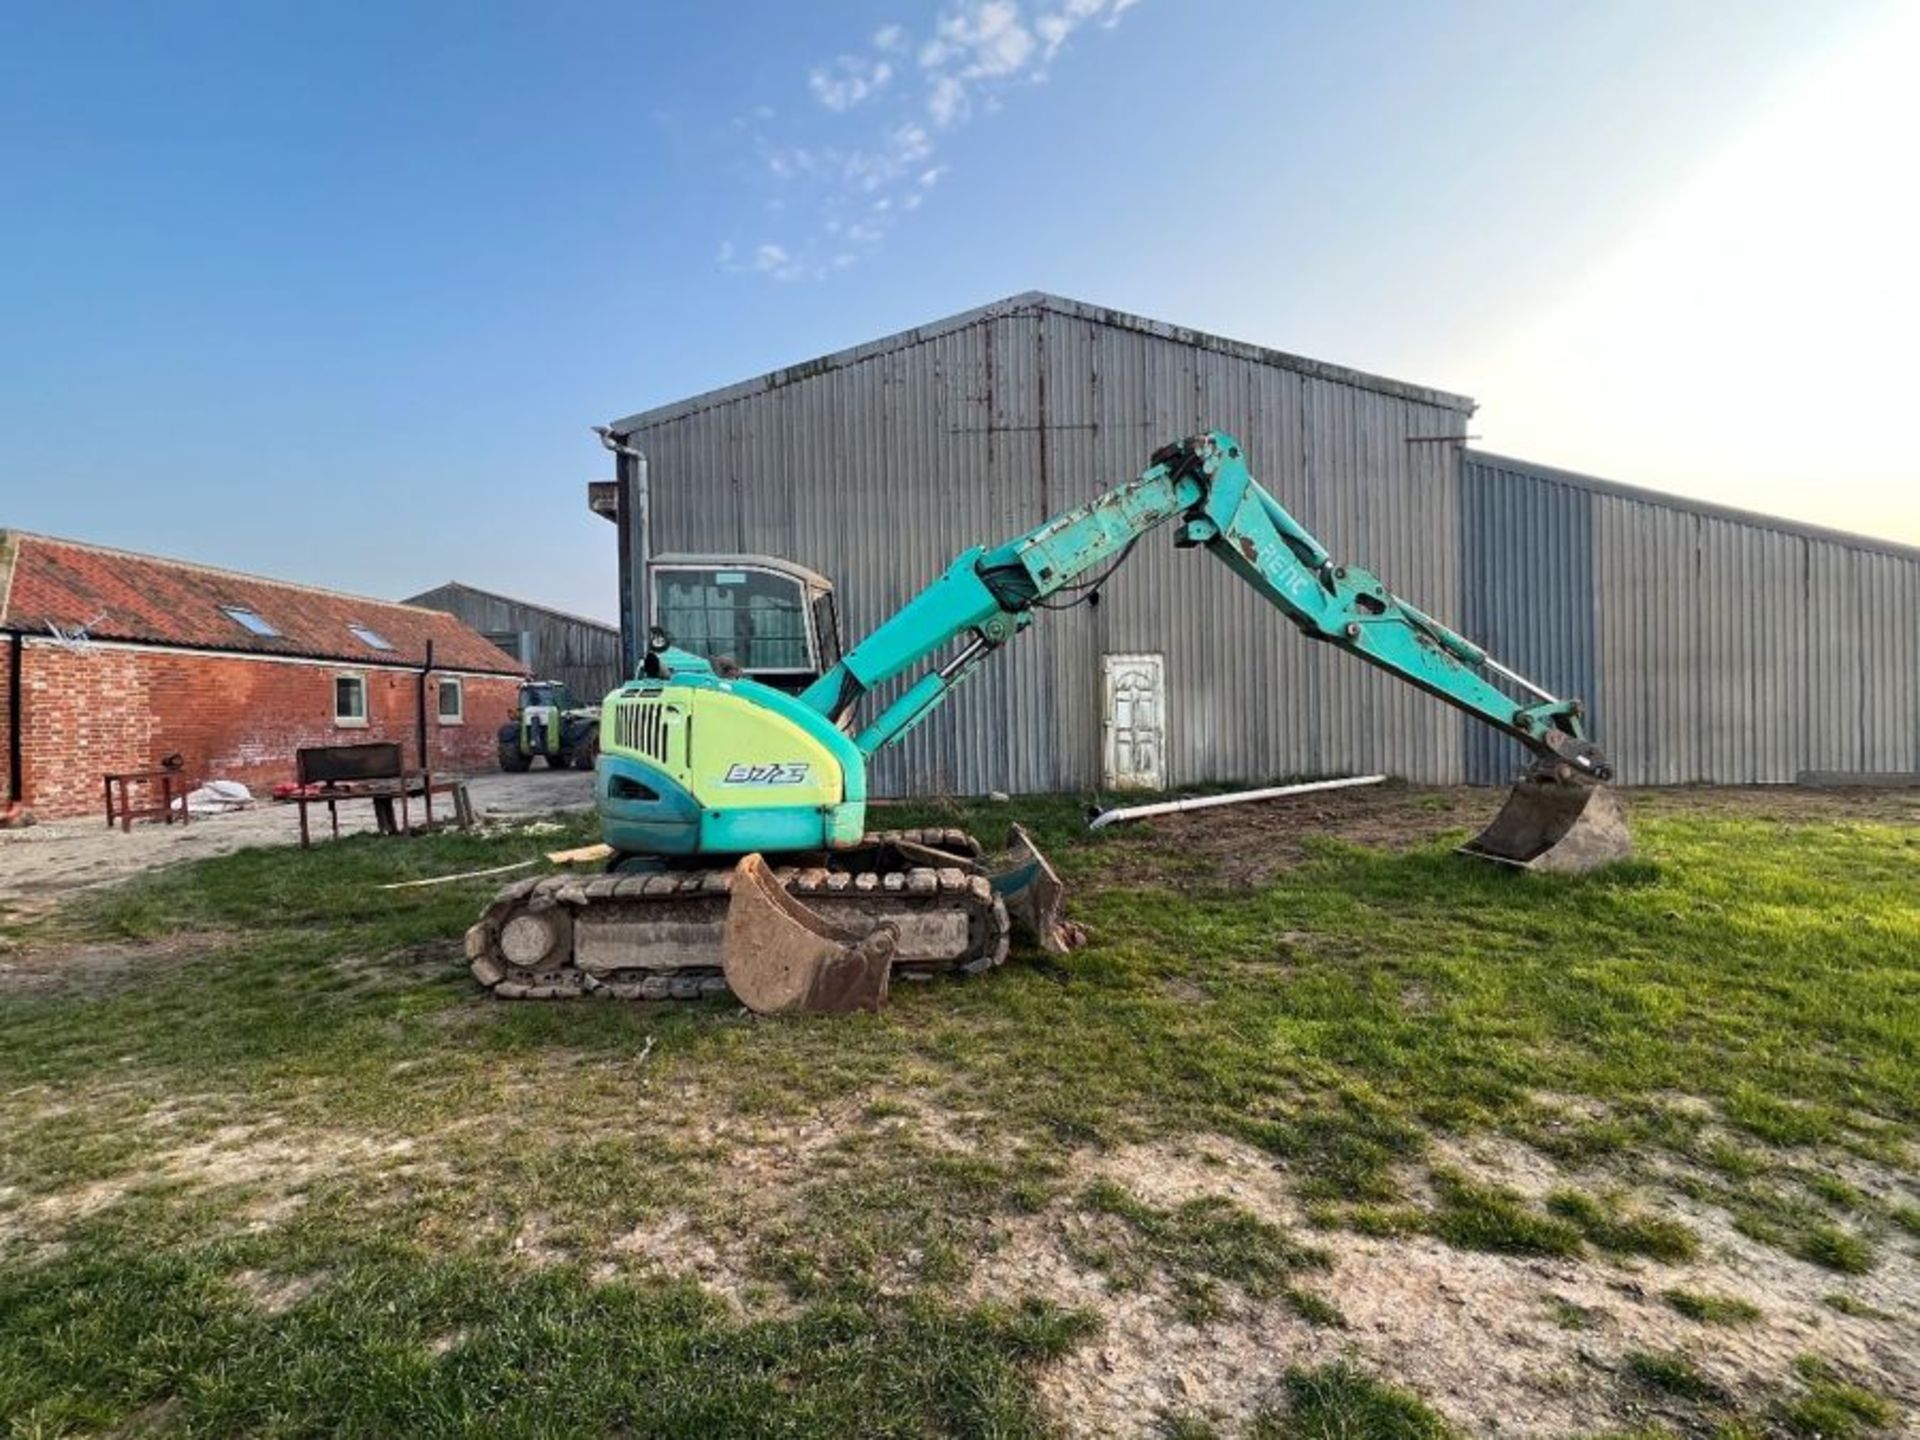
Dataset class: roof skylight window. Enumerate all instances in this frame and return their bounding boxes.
[348,623,394,651]
[222,605,281,638]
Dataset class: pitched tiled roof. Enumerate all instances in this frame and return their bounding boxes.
[0,531,527,674]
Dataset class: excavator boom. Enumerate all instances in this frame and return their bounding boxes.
[798,431,1612,788]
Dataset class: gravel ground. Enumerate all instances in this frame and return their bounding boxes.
[0,768,595,918]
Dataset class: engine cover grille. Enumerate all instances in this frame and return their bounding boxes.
[611,697,674,765]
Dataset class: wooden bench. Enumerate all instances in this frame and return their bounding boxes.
[102,768,198,832]
[288,741,474,848]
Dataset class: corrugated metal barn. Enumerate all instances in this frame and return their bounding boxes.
[404,583,622,704]
[1461,453,1920,786]
[606,292,1920,795]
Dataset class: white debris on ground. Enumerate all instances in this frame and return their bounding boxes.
[175,780,255,815]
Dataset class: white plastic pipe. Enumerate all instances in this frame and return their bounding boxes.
[1087,774,1389,830]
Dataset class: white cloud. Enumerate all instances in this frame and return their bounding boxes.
[727,1,1147,282]
[762,144,825,181]
[1036,0,1133,60]
[807,54,894,111]
[927,73,969,127]
[843,122,934,192]
[921,0,1034,78]
[917,0,1141,128]
[750,243,807,281]
[894,122,933,162]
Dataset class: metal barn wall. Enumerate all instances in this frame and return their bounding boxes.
[612,295,1475,796]
[1466,452,1920,785]
[405,584,622,703]
[1459,458,1596,784]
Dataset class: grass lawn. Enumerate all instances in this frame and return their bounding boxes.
[0,785,1915,1437]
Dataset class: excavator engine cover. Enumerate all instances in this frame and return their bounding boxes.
[722,854,899,1014]
[1459,775,1630,874]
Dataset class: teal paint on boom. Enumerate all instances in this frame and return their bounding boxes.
[796,431,1609,783]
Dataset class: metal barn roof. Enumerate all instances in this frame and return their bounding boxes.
[1467,451,1920,565]
[607,291,1478,435]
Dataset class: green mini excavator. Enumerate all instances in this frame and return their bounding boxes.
[469,432,1627,1006]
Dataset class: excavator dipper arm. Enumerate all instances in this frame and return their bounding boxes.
[798,431,1612,783]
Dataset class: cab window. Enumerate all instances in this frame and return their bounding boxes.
[655,569,814,673]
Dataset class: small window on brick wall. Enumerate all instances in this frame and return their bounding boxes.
[334,673,368,727]
[437,677,463,724]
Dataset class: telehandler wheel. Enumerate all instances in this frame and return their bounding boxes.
[498,746,533,773]
[571,729,599,771]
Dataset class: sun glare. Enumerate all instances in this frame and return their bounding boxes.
[1470,3,1920,543]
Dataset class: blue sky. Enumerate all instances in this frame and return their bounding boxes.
[2,0,1912,624]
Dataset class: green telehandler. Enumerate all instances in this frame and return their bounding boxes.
[497,680,600,772]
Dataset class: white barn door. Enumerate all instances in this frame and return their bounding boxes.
[1102,653,1166,790]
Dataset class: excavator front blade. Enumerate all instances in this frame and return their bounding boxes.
[992,823,1088,955]
[721,854,898,1014]
[1459,775,1631,874]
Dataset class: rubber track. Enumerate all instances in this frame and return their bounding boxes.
[465,829,1010,1001]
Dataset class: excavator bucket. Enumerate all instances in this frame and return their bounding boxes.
[991,823,1088,955]
[1459,776,1631,874]
[721,854,899,1014]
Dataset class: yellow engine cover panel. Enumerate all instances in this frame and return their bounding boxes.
[686,688,846,811]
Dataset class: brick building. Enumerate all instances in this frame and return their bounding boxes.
[0,531,526,820]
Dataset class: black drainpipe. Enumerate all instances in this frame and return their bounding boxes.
[416,638,434,770]
[6,630,22,803]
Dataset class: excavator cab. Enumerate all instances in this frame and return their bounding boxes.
[648,554,840,694]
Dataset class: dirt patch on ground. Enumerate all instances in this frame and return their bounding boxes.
[604,1211,787,1317]
[0,932,226,996]
[1099,784,1485,888]
[153,1123,419,1194]
[962,1129,1919,1438]
[5,1063,1913,1433]
[230,1268,325,1315]
[0,1120,421,1245]
[396,1083,1918,1435]
[1097,783,1919,889]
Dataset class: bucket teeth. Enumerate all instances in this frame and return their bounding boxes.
[1459,776,1631,874]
